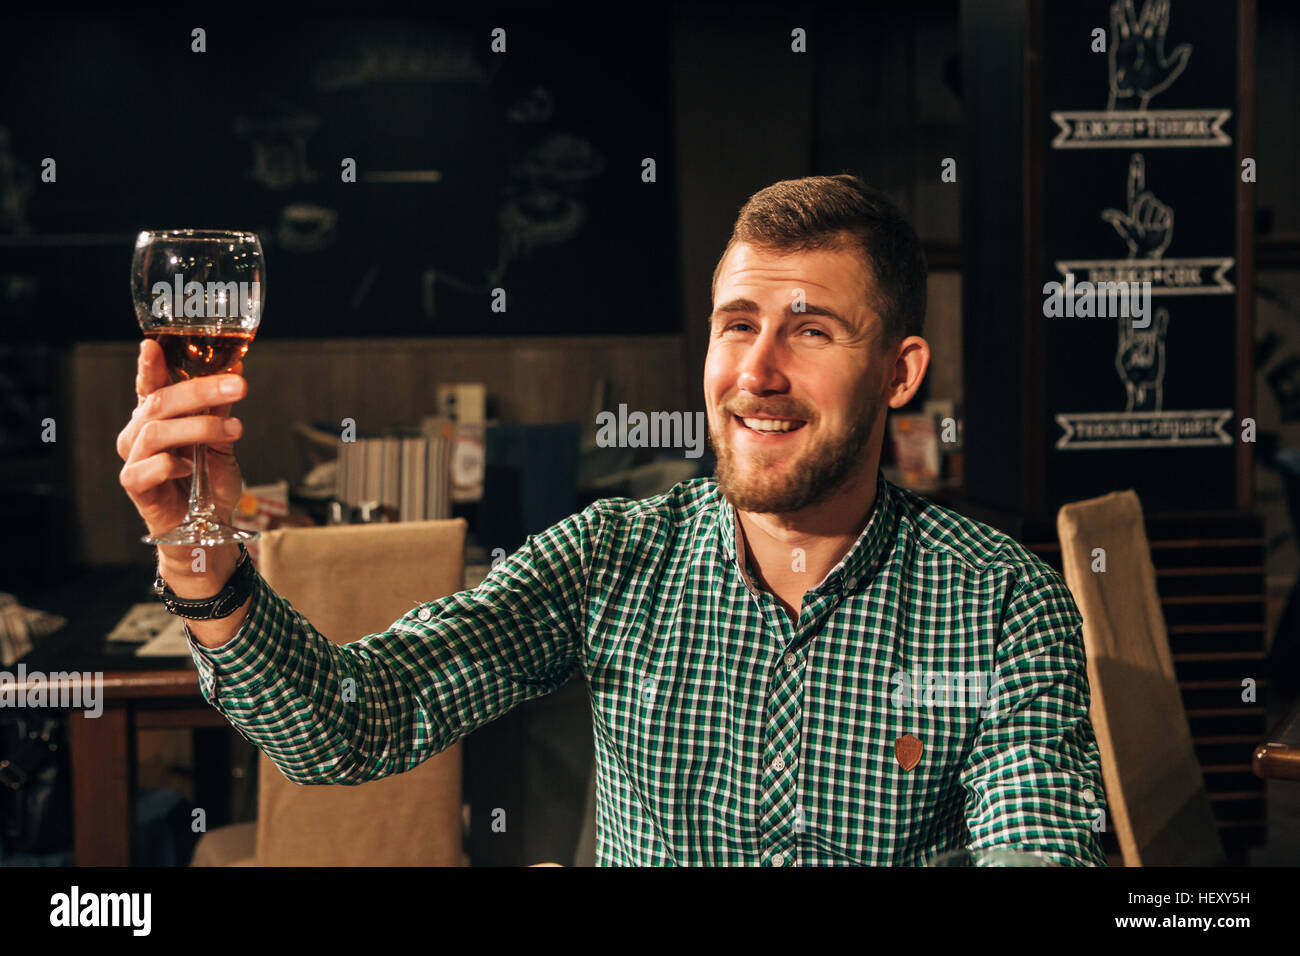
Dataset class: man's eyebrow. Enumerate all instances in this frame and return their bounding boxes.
[712,297,760,315]
[709,297,854,329]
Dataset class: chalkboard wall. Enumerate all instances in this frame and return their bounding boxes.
[1041,0,1240,511]
[0,12,680,343]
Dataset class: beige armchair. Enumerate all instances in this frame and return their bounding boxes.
[190,518,468,866]
[1057,490,1226,866]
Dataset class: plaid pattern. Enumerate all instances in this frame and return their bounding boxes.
[186,470,1109,866]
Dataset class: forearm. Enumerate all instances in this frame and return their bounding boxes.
[185,571,385,785]
[185,544,583,787]
[183,508,594,786]
[961,571,1109,866]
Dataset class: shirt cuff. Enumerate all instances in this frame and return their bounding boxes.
[185,568,280,706]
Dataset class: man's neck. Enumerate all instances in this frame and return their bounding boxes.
[734,465,879,621]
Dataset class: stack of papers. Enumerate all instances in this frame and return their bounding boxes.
[107,603,194,660]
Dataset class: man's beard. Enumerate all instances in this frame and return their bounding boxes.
[710,399,881,514]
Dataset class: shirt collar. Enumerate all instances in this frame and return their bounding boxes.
[715,469,897,595]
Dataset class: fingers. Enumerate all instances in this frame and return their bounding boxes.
[137,342,246,411]
[1132,194,1172,235]
[1122,0,1139,35]
[1153,0,1170,35]
[1160,42,1191,74]
[210,359,244,418]
[1127,154,1145,211]
[119,366,247,461]
[118,450,194,502]
[1101,208,1138,246]
[136,338,172,401]
[122,412,243,467]
[1110,1,1127,41]
[1133,194,1156,231]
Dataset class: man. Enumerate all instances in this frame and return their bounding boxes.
[119,174,1108,866]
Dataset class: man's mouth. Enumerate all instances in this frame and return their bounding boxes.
[734,414,807,434]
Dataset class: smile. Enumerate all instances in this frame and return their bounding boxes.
[735,415,807,433]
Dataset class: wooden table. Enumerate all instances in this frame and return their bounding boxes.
[11,564,236,866]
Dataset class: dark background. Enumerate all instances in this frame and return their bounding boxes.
[0,11,679,342]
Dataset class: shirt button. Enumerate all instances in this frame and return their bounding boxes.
[1082,788,1096,803]
[416,607,431,622]
[772,755,786,772]
[771,852,785,867]
[783,652,797,669]
[846,576,858,590]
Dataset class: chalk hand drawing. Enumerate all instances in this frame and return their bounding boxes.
[234,102,320,191]
[276,203,338,253]
[1101,153,1173,260]
[1116,307,1168,411]
[507,86,554,124]
[422,132,604,319]
[1056,152,1233,294]
[1107,0,1191,111]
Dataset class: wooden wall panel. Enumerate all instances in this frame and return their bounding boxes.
[73,335,688,565]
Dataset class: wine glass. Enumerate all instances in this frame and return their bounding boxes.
[132,229,265,546]
[925,847,1062,867]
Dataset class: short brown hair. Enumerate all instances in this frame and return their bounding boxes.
[711,174,927,347]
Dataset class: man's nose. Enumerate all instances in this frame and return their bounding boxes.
[737,330,789,395]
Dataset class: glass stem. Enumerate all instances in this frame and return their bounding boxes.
[189,407,217,519]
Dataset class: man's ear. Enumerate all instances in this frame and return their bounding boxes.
[886,336,931,410]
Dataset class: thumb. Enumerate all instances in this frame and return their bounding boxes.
[210,358,245,419]
[1160,43,1190,75]
[1101,209,1138,244]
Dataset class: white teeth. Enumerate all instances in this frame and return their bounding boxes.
[740,417,804,433]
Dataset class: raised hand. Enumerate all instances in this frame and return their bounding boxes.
[117,338,248,559]
[1107,0,1191,111]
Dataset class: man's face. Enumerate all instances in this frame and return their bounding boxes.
[705,239,891,514]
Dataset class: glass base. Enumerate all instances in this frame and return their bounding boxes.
[142,516,259,547]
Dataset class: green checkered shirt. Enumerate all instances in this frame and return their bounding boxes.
[187,471,1109,866]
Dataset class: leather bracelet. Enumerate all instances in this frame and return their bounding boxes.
[152,543,256,620]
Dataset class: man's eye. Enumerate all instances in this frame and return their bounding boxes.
[723,322,755,334]
[800,327,829,338]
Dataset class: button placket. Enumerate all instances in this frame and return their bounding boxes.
[758,644,804,867]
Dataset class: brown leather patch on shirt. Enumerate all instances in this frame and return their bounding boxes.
[895,733,923,771]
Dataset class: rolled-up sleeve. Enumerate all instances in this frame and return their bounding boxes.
[185,507,599,786]
[958,571,1109,866]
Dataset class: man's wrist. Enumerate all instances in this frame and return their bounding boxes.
[156,543,241,599]
[154,542,256,620]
